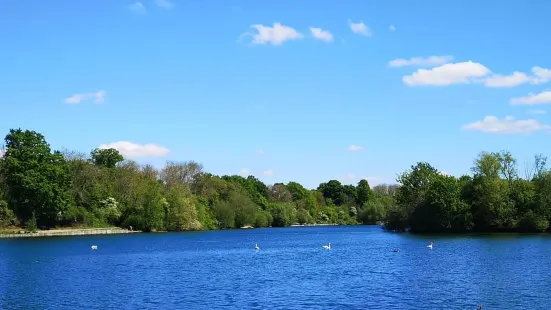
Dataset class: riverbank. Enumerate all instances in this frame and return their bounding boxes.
[0,227,139,239]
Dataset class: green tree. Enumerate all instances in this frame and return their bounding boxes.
[3,129,71,227]
[90,148,124,168]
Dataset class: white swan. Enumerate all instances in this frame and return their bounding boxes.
[322,242,331,250]
[427,241,433,249]
[254,243,260,250]
[91,245,98,250]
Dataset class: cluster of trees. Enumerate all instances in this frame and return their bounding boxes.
[0,129,397,232]
[386,151,551,233]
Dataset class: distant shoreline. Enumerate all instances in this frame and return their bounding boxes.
[0,228,139,239]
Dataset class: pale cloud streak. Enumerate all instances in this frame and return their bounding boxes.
[98,141,170,157]
[484,66,551,87]
[348,145,364,152]
[129,2,146,14]
[155,0,173,8]
[310,27,333,42]
[263,169,274,176]
[64,90,106,104]
[461,116,550,134]
[403,61,491,86]
[348,20,372,36]
[255,149,265,155]
[239,168,251,176]
[389,25,396,31]
[389,56,454,68]
[242,23,303,46]
[510,91,551,105]
[529,109,547,115]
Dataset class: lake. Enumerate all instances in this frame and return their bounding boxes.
[1,225,550,309]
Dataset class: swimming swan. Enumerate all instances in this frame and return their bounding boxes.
[322,243,331,250]
[255,243,260,250]
[427,242,433,249]
[91,245,98,250]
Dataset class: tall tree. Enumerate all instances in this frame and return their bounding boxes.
[3,129,71,227]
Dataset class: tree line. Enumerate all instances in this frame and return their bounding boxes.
[385,151,551,233]
[0,129,396,232]
[2,128,550,234]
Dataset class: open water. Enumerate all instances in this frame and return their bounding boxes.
[1,225,550,309]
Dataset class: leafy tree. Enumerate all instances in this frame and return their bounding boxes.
[3,129,71,227]
[90,148,124,168]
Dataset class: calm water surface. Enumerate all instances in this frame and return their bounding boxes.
[1,226,550,309]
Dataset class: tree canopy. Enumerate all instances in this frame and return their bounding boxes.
[387,152,551,233]
[2,128,550,235]
[0,129,394,231]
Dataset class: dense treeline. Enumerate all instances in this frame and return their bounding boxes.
[3,129,550,235]
[386,151,551,233]
[0,129,396,232]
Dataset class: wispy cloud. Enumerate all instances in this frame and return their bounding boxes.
[263,169,274,176]
[310,27,333,42]
[154,0,173,8]
[64,90,106,104]
[255,149,266,155]
[348,145,364,152]
[403,61,490,86]
[348,20,372,36]
[129,2,146,14]
[98,141,170,157]
[241,23,303,46]
[529,109,547,115]
[389,56,454,68]
[510,91,551,105]
[461,115,550,134]
[239,168,251,176]
[389,25,396,31]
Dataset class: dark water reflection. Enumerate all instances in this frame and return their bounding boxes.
[1,226,550,309]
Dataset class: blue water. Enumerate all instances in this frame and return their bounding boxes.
[1,226,550,309]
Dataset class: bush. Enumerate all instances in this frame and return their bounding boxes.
[518,211,550,233]
[25,212,38,233]
[0,200,18,228]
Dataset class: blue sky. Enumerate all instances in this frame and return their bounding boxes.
[1,0,551,189]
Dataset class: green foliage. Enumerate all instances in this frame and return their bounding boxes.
[387,152,551,234]
[90,148,124,168]
[25,212,38,233]
[0,200,17,228]
[3,129,71,227]
[0,128,402,233]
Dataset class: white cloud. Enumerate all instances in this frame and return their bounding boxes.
[510,91,551,105]
[348,145,364,152]
[389,56,454,68]
[461,116,550,134]
[483,72,530,87]
[389,25,396,31]
[239,168,251,176]
[255,149,265,155]
[348,20,372,36]
[484,66,551,87]
[243,23,303,46]
[98,141,170,157]
[403,61,491,86]
[64,90,106,104]
[263,169,274,176]
[440,171,449,176]
[129,2,146,14]
[529,109,547,115]
[0,148,4,158]
[309,27,333,42]
[155,0,173,8]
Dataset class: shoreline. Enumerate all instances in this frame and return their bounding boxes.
[0,228,139,239]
